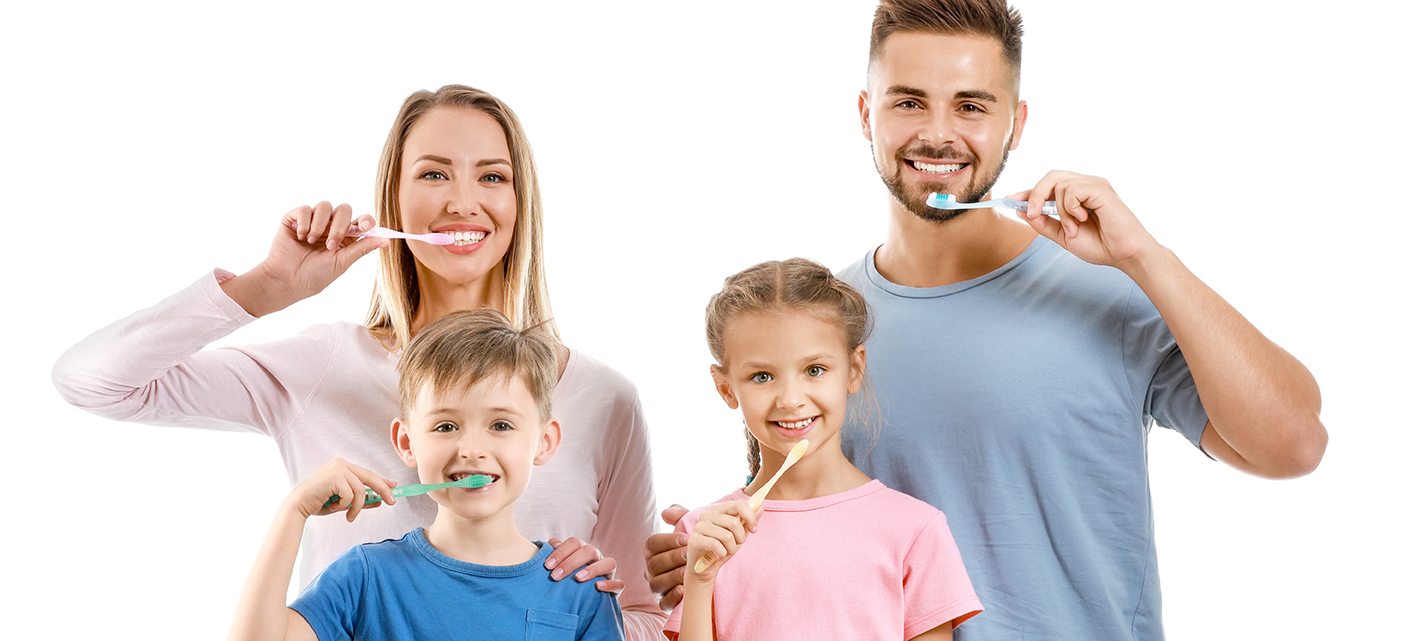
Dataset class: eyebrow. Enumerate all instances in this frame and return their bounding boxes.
[884,85,999,104]
[411,155,512,168]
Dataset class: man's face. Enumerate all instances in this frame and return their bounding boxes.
[860,32,1027,222]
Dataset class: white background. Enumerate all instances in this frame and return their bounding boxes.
[3,1,1404,638]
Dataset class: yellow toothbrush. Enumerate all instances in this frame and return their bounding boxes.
[693,439,809,573]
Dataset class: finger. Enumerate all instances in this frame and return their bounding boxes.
[1063,183,1091,223]
[662,504,689,527]
[308,201,334,245]
[660,585,684,611]
[574,556,617,582]
[326,203,354,250]
[734,503,760,533]
[593,578,626,595]
[343,469,369,521]
[334,236,390,274]
[552,544,604,581]
[354,214,377,232]
[649,564,685,598]
[1004,189,1032,202]
[545,536,586,575]
[1027,173,1060,223]
[290,206,314,242]
[1053,182,1076,239]
[694,520,741,556]
[358,471,396,507]
[644,531,689,561]
[645,542,688,584]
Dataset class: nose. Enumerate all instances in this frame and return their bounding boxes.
[446,176,483,218]
[775,376,807,411]
[457,430,489,460]
[917,110,957,148]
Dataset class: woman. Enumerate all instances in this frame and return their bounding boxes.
[52,85,663,637]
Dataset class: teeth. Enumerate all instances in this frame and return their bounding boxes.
[913,161,964,174]
[449,231,487,246]
[776,417,815,429]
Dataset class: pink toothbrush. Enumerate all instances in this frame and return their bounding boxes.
[347,226,455,245]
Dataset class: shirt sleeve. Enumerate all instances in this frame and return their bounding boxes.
[577,591,627,641]
[1120,282,1210,448]
[902,512,984,639]
[51,269,339,440]
[289,545,368,641]
[587,388,667,640]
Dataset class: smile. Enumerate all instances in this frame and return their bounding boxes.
[448,471,500,489]
[907,160,968,175]
[447,231,487,246]
[772,416,817,430]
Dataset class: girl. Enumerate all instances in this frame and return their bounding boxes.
[665,258,983,641]
[52,85,662,638]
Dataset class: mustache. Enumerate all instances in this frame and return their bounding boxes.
[896,144,974,163]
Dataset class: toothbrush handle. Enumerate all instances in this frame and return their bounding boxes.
[1002,199,1060,218]
[323,488,387,508]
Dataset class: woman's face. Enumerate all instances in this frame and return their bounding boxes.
[398,106,517,287]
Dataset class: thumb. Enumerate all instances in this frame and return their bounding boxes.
[662,504,688,526]
[335,237,390,272]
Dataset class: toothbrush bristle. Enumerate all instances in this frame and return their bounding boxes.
[787,439,809,461]
[428,233,456,245]
[465,474,493,488]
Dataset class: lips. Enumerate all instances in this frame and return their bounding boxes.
[905,159,968,176]
[771,416,818,437]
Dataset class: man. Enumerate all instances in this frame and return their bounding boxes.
[645,1,1326,639]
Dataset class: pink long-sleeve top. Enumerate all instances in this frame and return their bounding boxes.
[52,270,665,639]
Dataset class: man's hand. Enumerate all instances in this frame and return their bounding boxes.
[1008,171,1160,273]
[642,504,690,610]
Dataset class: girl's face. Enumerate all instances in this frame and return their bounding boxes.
[398,106,517,287]
[713,310,865,459]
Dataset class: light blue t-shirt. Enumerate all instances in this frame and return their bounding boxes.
[838,236,1207,641]
[290,528,624,641]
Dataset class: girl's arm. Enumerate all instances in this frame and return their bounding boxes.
[910,622,953,641]
[228,459,396,641]
[51,207,388,434]
[676,501,759,641]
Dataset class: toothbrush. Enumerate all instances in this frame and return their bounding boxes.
[693,439,809,574]
[927,192,1060,218]
[346,226,455,245]
[322,474,494,508]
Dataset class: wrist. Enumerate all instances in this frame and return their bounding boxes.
[1112,242,1177,284]
[221,263,295,317]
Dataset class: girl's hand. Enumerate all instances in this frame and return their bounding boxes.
[282,458,398,522]
[222,203,391,317]
[685,500,760,585]
[545,537,625,594]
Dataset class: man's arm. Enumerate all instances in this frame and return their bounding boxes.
[1013,172,1326,478]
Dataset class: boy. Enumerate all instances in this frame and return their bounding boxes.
[228,309,625,641]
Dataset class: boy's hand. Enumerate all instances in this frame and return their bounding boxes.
[545,537,624,594]
[285,458,398,521]
[685,500,760,585]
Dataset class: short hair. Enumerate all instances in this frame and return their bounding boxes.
[869,0,1025,87]
[397,309,558,420]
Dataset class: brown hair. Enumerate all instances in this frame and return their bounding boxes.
[397,309,558,421]
[704,258,876,479]
[365,85,558,348]
[869,0,1025,90]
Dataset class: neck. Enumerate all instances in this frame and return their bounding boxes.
[745,438,869,501]
[410,264,508,335]
[875,195,1036,288]
[423,504,538,565]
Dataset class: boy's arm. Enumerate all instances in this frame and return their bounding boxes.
[228,459,396,641]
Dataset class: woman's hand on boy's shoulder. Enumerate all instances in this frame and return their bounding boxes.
[283,458,397,521]
[545,537,624,594]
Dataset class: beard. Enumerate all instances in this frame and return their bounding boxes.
[875,138,1011,223]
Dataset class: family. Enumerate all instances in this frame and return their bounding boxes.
[50,1,1326,640]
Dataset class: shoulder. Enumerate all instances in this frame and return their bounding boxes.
[835,252,873,289]
[864,485,950,533]
[558,349,639,399]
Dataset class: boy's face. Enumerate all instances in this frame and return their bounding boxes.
[392,374,561,521]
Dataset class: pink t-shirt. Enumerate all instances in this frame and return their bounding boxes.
[664,480,981,641]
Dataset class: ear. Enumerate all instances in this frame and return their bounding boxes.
[533,417,563,466]
[1007,99,1029,151]
[391,417,417,468]
[858,90,873,141]
[711,364,739,410]
[847,344,867,395]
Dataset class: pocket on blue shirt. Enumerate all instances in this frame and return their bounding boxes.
[526,608,578,641]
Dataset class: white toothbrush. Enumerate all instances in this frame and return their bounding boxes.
[347,226,455,245]
[927,192,1060,218]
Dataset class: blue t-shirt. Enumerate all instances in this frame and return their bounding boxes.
[290,528,624,641]
[838,237,1207,641]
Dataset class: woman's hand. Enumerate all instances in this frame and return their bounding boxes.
[685,500,759,585]
[545,537,625,594]
[282,458,398,522]
[221,202,391,317]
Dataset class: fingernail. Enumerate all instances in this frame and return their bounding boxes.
[677,534,688,545]
[575,570,589,581]
[544,557,558,570]
[551,569,564,580]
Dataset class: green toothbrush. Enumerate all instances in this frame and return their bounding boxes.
[322,474,494,508]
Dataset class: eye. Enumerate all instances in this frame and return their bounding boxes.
[749,372,773,384]
[490,420,515,432]
[897,99,921,110]
[418,169,448,180]
[433,422,456,433]
[481,172,511,184]
[959,103,985,113]
[806,365,826,377]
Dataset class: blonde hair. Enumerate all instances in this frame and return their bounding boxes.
[704,258,876,479]
[365,85,558,348]
[398,309,557,420]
